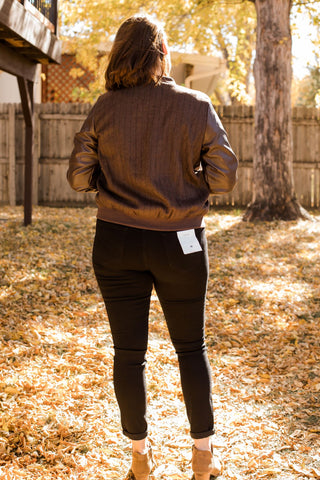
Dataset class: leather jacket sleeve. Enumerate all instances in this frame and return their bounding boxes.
[67,104,100,193]
[201,103,238,195]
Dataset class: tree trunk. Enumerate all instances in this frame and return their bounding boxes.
[243,0,310,221]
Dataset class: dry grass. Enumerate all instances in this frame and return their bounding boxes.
[0,206,320,480]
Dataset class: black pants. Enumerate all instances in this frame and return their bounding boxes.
[92,219,214,440]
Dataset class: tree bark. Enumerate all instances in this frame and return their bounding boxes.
[243,0,310,221]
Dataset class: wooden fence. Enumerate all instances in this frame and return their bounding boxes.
[0,103,320,207]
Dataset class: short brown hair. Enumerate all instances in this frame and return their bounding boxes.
[105,15,167,91]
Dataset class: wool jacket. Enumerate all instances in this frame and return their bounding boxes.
[67,77,238,231]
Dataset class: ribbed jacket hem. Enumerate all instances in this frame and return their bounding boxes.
[97,207,207,231]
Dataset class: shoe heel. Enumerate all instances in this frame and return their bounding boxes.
[193,475,219,480]
[194,474,210,480]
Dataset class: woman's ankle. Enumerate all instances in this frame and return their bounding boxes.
[132,438,149,454]
[194,436,212,451]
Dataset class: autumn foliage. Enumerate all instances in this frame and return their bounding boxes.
[0,207,320,479]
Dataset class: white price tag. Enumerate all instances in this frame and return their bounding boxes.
[177,229,202,255]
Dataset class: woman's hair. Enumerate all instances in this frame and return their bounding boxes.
[105,15,169,91]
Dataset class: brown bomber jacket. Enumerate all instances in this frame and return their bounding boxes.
[67,77,238,231]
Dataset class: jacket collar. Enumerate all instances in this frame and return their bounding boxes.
[159,76,176,86]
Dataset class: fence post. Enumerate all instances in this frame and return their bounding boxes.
[17,76,34,226]
[8,103,16,206]
[33,105,40,205]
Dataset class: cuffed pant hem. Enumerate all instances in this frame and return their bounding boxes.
[123,430,148,441]
[191,429,215,439]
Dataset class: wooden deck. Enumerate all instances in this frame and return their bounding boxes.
[0,0,61,225]
[0,0,61,73]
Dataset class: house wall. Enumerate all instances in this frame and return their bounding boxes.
[171,63,221,96]
[0,67,42,103]
[171,63,185,85]
[0,103,319,208]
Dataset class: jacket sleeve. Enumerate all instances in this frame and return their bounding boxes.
[201,103,238,195]
[67,103,100,193]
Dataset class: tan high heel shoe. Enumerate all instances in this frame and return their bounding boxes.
[191,445,222,480]
[126,446,154,480]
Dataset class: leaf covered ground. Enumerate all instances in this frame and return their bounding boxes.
[0,206,320,480]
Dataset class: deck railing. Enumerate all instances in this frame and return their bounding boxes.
[19,0,58,34]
